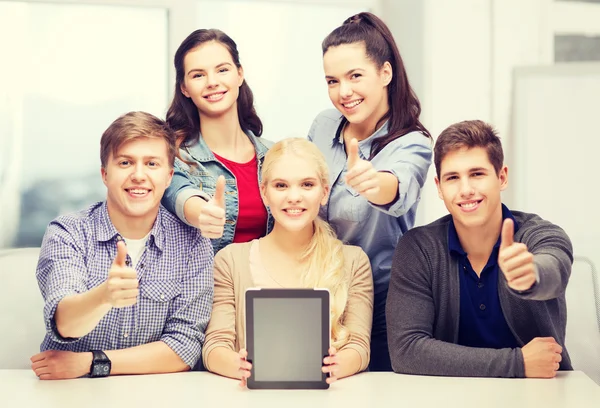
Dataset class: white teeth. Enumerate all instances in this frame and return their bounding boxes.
[286,209,303,214]
[460,202,478,208]
[344,100,362,108]
[206,93,224,100]
[129,189,148,195]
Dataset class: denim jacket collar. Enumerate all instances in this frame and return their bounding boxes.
[185,130,270,163]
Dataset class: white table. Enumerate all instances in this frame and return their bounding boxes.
[1,370,599,407]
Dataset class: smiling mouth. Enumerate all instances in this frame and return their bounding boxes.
[125,188,151,197]
[283,208,306,215]
[204,91,226,101]
[342,99,363,109]
[458,200,482,209]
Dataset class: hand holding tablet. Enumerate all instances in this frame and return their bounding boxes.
[237,349,252,388]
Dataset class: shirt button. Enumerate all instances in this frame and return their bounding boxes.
[140,263,145,269]
[479,304,486,311]
[123,333,129,338]
[160,294,165,300]
[477,282,484,289]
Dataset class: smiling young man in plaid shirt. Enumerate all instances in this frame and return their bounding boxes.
[30,112,214,380]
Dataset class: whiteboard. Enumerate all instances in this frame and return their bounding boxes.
[509,63,600,275]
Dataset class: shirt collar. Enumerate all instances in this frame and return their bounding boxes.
[96,201,166,252]
[331,117,390,160]
[447,203,519,256]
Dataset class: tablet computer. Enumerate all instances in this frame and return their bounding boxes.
[245,288,330,389]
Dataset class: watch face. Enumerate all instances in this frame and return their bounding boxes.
[93,363,110,377]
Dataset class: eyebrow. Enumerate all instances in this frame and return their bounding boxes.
[115,155,163,162]
[186,62,233,76]
[325,68,365,79]
[441,167,489,178]
[271,177,318,183]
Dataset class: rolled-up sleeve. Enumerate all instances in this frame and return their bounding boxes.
[162,158,210,227]
[371,132,432,217]
[37,222,88,344]
[161,234,214,368]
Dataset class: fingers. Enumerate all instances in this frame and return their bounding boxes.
[549,343,563,354]
[506,272,537,291]
[500,246,533,269]
[107,269,138,286]
[322,346,339,382]
[346,138,360,169]
[500,218,514,249]
[346,167,378,192]
[31,360,48,371]
[30,352,47,363]
[33,365,51,377]
[199,199,226,239]
[211,176,226,209]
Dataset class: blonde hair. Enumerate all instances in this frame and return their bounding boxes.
[261,138,350,349]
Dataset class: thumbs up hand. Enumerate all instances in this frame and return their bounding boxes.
[198,175,226,239]
[498,218,537,291]
[344,138,380,199]
[105,240,139,308]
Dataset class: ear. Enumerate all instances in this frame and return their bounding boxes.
[435,176,443,200]
[381,61,393,87]
[320,185,330,206]
[180,82,190,98]
[259,182,269,206]
[238,65,245,87]
[101,167,108,187]
[498,165,508,191]
[166,167,174,188]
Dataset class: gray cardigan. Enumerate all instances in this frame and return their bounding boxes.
[386,211,573,377]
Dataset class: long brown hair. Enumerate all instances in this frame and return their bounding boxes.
[322,12,431,159]
[166,29,263,149]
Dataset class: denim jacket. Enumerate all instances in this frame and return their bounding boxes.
[162,131,274,254]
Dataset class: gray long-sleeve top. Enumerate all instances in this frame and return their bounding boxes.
[386,210,573,377]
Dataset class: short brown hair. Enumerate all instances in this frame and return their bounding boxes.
[100,111,176,168]
[434,120,504,179]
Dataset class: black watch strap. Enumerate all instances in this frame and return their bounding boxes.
[89,350,111,378]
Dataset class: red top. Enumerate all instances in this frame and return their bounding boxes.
[213,152,268,243]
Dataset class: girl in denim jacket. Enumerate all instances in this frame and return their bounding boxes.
[162,29,273,254]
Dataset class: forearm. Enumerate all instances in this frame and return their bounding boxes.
[205,347,242,379]
[105,341,189,375]
[336,348,362,379]
[54,284,112,338]
[390,335,524,378]
[367,172,398,205]
[522,254,571,301]
[183,196,208,228]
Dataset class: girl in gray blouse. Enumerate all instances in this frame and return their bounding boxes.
[308,11,432,371]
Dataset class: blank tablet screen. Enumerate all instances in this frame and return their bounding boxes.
[252,297,323,381]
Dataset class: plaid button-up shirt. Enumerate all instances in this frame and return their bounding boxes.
[36,201,214,368]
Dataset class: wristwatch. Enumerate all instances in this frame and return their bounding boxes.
[89,350,111,378]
